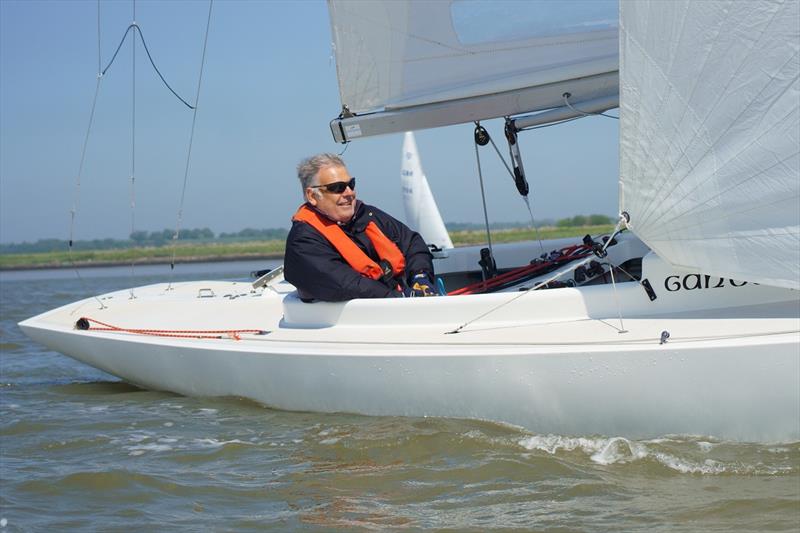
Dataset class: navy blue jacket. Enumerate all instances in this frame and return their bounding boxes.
[284,201,434,301]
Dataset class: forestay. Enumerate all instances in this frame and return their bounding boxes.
[619,0,800,290]
[328,0,618,141]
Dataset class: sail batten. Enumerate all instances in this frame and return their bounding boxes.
[620,0,800,290]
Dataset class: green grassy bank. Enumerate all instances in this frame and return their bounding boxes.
[0,224,614,270]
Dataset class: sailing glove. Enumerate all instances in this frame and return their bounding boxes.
[409,272,437,297]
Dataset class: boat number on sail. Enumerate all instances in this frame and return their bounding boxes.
[664,274,749,292]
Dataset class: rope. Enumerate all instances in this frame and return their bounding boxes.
[101,23,195,109]
[606,258,627,333]
[78,317,267,341]
[487,125,545,255]
[167,0,214,290]
[562,92,619,120]
[447,216,628,334]
[473,123,494,272]
[448,244,591,296]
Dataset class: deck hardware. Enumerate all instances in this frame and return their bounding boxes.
[641,278,657,301]
[197,288,215,298]
[252,265,284,289]
[660,330,670,344]
[583,234,608,258]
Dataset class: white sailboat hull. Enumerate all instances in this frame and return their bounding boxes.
[19,244,800,442]
[21,314,799,442]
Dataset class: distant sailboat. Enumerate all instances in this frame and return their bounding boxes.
[400,132,454,251]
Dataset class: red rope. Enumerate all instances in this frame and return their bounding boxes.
[448,245,591,296]
[78,317,267,340]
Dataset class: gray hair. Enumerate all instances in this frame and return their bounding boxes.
[297,153,346,197]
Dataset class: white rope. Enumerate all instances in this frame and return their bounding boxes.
[607,260,627,333]
[562,92,619,120]
[447,215,628,334]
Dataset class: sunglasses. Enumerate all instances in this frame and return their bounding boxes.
[310,177,356,194]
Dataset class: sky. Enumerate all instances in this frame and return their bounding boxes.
[0,0,619,245]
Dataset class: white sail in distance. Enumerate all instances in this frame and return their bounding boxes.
[619,0,800,289]
[401,132,454,251]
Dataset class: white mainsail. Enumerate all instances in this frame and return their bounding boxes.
[328,0,618,141]
[619,0,800,290]
[400,132,454,250]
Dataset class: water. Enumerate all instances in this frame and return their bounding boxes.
[2,261,799,531]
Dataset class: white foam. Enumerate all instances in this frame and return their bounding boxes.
[653,453,727,474]
[128,433,153,443]
[518,434,607,455]
[697,441,714,452]
[518,434,791,475]
[127,443,173,455]
[191,438,248,448]
[320,438,340,445]
[590,437,648,465]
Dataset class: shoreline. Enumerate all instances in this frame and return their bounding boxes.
[0,224,615,272]
[0,253,285,272]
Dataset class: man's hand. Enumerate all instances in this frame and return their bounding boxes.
[409,272,437,297]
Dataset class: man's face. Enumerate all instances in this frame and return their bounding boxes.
[306,164,356,223]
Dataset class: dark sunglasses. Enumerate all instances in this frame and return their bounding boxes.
[310,177,356,194]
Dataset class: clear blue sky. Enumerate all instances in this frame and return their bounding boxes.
[0,0,619,244]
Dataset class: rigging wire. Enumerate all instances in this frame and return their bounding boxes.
[446,215,628,334]
[67,0,106,310]
[101,23,196,110]
[517,116,583,132]
[69,0,211,303]
[562,92,619,120]
[96,0,102,74]
[486,129,545,256]
[129,0,137,299]
[167,0,214,290]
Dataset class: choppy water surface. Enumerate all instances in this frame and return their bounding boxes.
[2,262,799,531]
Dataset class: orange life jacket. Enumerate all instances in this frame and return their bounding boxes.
[292,205,406,282]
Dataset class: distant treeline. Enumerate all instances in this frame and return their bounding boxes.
[1,214,612,254]
[446,214,612,231]
[0,227,289,254]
